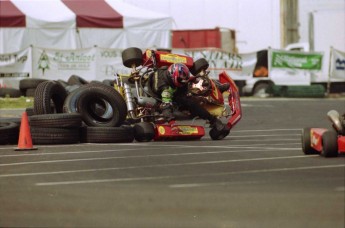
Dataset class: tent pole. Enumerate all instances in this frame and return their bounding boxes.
[76,27,83,48]
[326,46,333,96]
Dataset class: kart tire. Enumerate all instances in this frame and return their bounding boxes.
[321,130,338,157]
[209,127,230,140]
[301,128,319,155]
[80,126,134,143]
[133,122,155,142]
[0,122,19,145]
[29,113,82,128]
[34,81,67,114]
[190,58,209,76]
[76,84,127,127]
[122,47,143,68]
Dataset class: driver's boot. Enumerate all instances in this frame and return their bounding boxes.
[210,118,228,131]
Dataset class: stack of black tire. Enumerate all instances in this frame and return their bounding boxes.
[28,76,134,144]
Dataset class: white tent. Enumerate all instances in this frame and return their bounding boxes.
[0,0,173,54]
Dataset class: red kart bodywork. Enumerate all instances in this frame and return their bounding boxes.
[139,49,242,141]
[154,123,205,141]
[153,71,242,141]
[304,127,345,157]
[219,71,242,129]
[143,50,194,68]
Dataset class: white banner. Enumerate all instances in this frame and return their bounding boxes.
[32,47,131,83]
[173,48,256,80]
[32,47,97,82]
[95,47,130,81]
[330,48,345,80]
[0,47,32,88]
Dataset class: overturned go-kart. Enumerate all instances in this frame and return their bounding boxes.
[116,47,242,142]
[302,110,345,157]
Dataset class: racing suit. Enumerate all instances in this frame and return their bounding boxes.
[150,67,219,124]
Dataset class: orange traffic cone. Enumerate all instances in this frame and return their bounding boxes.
[15,112,37,151]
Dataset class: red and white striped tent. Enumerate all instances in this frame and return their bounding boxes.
[0,0,173,53]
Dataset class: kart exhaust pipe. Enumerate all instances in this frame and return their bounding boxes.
[327,110,344,134]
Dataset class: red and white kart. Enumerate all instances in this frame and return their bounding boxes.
[302,110,345,157]
[118,47,242,141]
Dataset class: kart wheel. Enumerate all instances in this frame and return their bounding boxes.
[134,122,155,142]
[301,128,319,155]
[209,127,230,140]
[190,58,209,76]
[321,130,338,157]
[122,47,143,68]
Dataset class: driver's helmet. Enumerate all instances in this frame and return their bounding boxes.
[168,63,190,87]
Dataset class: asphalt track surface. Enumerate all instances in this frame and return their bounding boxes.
[0,98,345,228]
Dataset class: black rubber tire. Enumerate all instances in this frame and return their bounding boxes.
[0,88,23,98]
[25,88,36,97]
[133,122,155,142]
[34,81,67,114]
[122,47,143,68]
[56,79,69,88]
[19,78,48,91]
[0,122,19,145]
[190,58,209,76]
[67,75,89,86]
[75,84,127,127]
[80,126,134,143]
[102,79,114,87]
[301,128,319,155]
[321,130,338,157]
[209,127,230,140]
[63,85,87,113]
[31,127,80,144]
[26,107,35,116]
[29,113,82,128]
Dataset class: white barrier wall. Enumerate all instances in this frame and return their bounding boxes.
[0,46,344,90]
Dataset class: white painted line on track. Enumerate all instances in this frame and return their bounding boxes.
[170,177,345,189]
[1,154,313,178]
[0,148,302,167]
[228,134,300,138]
[35,164,345,186]
[0,147,166,158]
[234,129,301,132]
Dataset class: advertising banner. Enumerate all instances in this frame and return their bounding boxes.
[173,48,256,80]
[270,51,323,70]
[0,47,32,88]
[330,48,345,80]
[32,47,97,82]
[32,47,130,82]
[95,47,130,82]
[268,49,324,85]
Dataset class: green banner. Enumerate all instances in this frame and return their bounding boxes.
[271,51,323,70]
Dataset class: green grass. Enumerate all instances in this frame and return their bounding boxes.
[0,97,34,109]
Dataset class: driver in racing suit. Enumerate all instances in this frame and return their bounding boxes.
[150,63,227,131]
